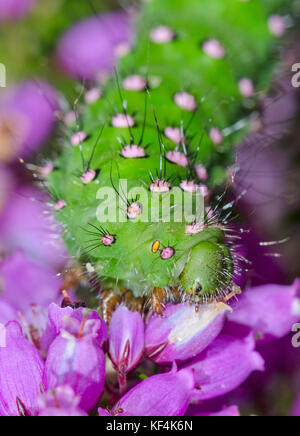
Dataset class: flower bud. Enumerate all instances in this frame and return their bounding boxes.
[108,306,144,374]
[43,315,106,412]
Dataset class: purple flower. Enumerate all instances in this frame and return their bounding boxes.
[292,394,300,417]
[41,303,107,354]
[43,312,106,412]
[0,249,62,314]
[145,302,230,364]
[0,80,58,162]
[38,386,87,417]
[99,365,195,416]
[0,0,34,21]
[187,404,240,416]
[228,280,300,340]
[108,306,144,380]
[184,332,264,402]
[0,185,67,270]
[56,12,132,81]
[0,300,17,324]
[0,321,44,416]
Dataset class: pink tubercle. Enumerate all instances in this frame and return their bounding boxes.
[268,15,286,37]
[180,180,199,193]
[160,246,175,260]
[209,127,223,145]
[195,164,208,182]
[85,88,102,104]
[71,131,87,146]
[150,26,175,44]
[53,200,67,211]
[127,202,143,219]
[166,150,189,168]
[112,113,135,128]
[123,75,147,91]
[80,168,96,184]
[199,184,210,202]
[40,162,54,179]
[174,92,197,112]
[114,42,132,59]
[101,234,115,246]
[202,39,226,59]
[238,78,255,98]
[185,222,205,235]
[121,144,146,158]
[64,111,76,126]
[150,179,171,193]
[164,126,184,144]
[205,207,215,221]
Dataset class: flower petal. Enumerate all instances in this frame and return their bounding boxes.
[0,321,44,416]
[112,366,195,416]
[145,302,230,364]
[185,333,265,402]
[229,279,300,339]
[109,306,144,373]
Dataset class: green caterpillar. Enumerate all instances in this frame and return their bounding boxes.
[47,0,290,314]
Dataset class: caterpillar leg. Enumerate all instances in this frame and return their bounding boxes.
[99,290,122,324]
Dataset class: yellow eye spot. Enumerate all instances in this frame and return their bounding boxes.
[151,240,160,253]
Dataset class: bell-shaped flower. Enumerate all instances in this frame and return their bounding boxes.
[41,303,107,354]
[108,306,144,376]
[0,321,44,416]
[0,250,62,313]
[145,302,230,364]
[38,386,87,417]
[184,332,264,402]
[43,313,106,412]
[229,279,300,340]
[98,365,195,416]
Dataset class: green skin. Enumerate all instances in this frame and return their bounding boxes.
[48,0,289,301]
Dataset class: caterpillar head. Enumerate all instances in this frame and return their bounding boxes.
[179,240,233,301]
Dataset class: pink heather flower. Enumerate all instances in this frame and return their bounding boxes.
[185,332,265,402]
[0,185,67,270]
[187,404,240,417]
[0,321,44,416]
[40,303,107,355]
[0,250,62,314]
[0,80,58,162]
[0,300,17,325]
[292,394,300,417]
[56,12,132,81]
[38,386,87,417]
[228,280,300,340]
[0,0,34,21]
[108,306,144,376]
[43,313,106,412]
[99,365,195,416]
[145,302,230,364]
